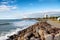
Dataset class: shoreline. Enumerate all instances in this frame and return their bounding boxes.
[6,21,60,40]
[0,20,37,40]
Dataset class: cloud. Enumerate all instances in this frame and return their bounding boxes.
[0,5,17,11]
[1,1,8,5]
[12,6,17,9]
[1,0,16,4]
[0,0,17,11]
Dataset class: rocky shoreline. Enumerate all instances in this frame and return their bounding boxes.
[6,21,60,40]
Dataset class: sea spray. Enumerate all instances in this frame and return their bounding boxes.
[0,28,24,40]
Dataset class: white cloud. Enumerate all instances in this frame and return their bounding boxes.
[12,6,17,9]
[0,5,10,11]
[0,5,17,11]
[1,0,16,5]
[1,2,8,5]
[0,0,17,11]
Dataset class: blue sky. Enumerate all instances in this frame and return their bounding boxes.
[0,0,60,19]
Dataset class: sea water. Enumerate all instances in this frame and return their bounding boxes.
[0,19,37,40]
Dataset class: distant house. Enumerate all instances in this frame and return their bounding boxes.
[44,13,49,18]
[57,17,60,21]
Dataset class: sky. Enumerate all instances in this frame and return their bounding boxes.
[0,0,60,19]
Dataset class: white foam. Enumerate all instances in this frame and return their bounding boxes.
[0,25,30,40]
[0,28,23,40]
[0,20,37,40]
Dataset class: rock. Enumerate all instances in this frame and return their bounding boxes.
[7,22,60,40]
[38,27,45,40]
[44,34,53,40]
[30,36,41,40]
[54,33,60,40]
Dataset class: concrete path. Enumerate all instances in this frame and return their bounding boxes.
[47,20,60,28]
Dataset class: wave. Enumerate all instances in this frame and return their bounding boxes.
[0,23,10,25]
[0,28,24,40]
[0,20,37,40]
[0,25,31,40]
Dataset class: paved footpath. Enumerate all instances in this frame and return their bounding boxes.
[47,20,60,28]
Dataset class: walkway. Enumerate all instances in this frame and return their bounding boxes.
[47,20,60,28]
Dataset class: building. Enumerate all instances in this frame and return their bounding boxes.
[44,13,48,18]
[57,17,60,21]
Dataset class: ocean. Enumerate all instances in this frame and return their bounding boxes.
[0,19,37,40]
